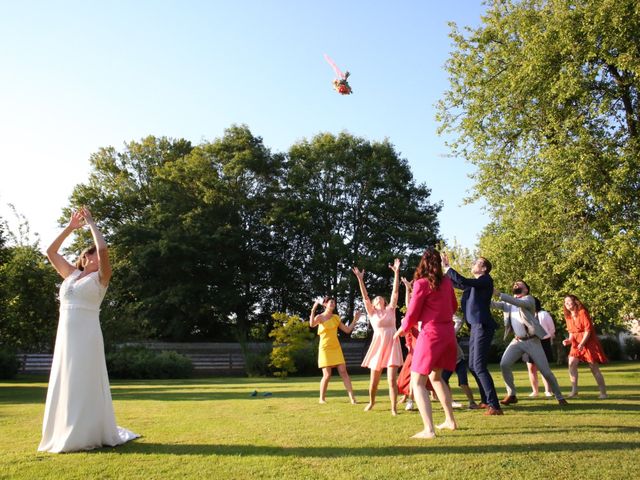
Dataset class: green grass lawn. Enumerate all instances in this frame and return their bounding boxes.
[1,363,639,479]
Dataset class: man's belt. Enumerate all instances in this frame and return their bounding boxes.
[515,334,536,341]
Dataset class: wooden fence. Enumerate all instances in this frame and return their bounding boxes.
[17,341,371,375]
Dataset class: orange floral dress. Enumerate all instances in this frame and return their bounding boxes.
[565,309,608,364]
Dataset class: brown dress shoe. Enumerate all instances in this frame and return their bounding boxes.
[478,403,489,409]
[484,407,504,415]
[500,395,518,405]
[557,398,569,406]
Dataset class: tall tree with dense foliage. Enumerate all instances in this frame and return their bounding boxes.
[438,0,640,328]
[0,215,59,351]
[63,127,441,342]
[272,132,441,320]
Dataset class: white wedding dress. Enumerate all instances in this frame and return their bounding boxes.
[38,269,139,453]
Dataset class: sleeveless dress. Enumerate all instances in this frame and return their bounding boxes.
[565,308,608,364]
[401,277,458,375]
[38,269,139,453]
[361,308,403,370]
[317,314,346,368]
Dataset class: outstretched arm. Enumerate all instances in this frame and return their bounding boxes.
[388,258,401,309]
[495,291,535,313]
[81,207,111,286]
[352,266,374,315]
[339,309,361,334]
[401,277,413,306]
[46,210,84,279]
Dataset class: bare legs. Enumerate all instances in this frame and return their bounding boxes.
[429,369,457,431]
[364,369,382,411]
[387,367,398,415]
[364,367,398,414]
[337,364,357,403]
[589,363,607,398]
[410,371,435,439]
[527,363,552,396]
[568,356,579,397]
[320,364,357,404]
[567,356,607,398]
[410,369,457,439]
[319,367,332,403]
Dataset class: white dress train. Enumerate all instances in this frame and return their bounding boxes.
[38,269,139,453]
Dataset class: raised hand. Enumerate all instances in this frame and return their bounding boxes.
[352,266,365,280]
[80,206,95,225]
[401,276,413,289]
[389,258,401,274]
[442,252,450,268]
[68,210,85,230]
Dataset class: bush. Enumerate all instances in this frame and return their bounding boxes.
[623,337,640,360]
[599,336,622,361]
[244,346,273,377]
[269,312,315,378]
[106,346,193,379]
[0,347,21,379]
[291,342,319,376]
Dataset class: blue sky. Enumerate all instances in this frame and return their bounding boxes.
[0,0,488,251]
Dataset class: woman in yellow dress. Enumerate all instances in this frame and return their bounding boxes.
[310,297,359,404]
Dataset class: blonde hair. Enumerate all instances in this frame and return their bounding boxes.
[75,245,96,271]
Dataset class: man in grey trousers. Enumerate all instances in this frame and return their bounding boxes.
[492,280,568,406]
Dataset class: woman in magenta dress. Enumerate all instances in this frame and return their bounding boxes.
[352,259,404,415]
[394,248,458,439]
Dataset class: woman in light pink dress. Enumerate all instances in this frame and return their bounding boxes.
[352,259,404,415]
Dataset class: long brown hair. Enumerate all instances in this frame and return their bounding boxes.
[413,248,443,290]
[75,245,96,271]
[563,294,586,318]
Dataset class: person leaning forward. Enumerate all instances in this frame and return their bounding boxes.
[442,254,502,416]
[492,280,568,407]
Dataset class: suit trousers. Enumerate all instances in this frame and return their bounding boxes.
[468,324,500,409]
[500,337,564,399]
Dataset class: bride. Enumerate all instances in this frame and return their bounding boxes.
[38,207,138,453]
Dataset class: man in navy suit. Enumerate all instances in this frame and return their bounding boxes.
[443,254,502,415]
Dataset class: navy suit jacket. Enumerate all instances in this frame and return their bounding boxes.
[446,267,496,329]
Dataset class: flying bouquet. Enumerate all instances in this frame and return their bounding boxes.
[324,54,353,95]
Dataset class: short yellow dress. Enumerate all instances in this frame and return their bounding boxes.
[317,314,346,368]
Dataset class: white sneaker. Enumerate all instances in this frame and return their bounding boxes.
[405,400,415,411]
[451,401,463,408]
[528,392,538,397]
[544,391,553,397]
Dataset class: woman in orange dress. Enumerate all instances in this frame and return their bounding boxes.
[562,295,608,399]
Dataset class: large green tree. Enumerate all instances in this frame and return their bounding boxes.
[64,127,441,342]
[0,214,59,351]
[274,132,441,320]
[438,0,640,329]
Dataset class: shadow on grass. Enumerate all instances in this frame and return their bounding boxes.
[109,440,640,457]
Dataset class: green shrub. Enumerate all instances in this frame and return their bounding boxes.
[106,346,193,379]
[0,347,21,379]
[623,337,640,360]
[599,336,622,360]
[244,346,273,377]
[291,342,319,376]
[269,312,315,378]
